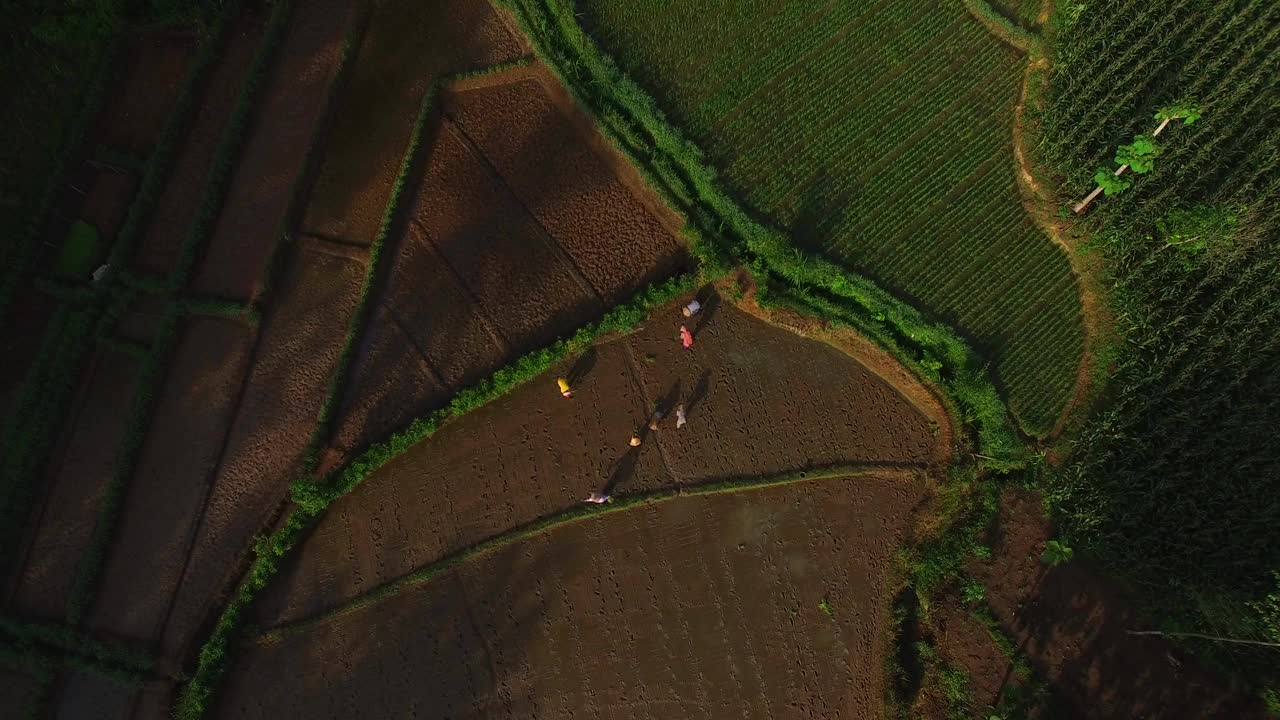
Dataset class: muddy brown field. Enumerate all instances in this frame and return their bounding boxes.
[220,474,923,719]
[300,0,527,246]
[256,300,942,627]
[92,35,196,157]
[134,14,268,277]
[191,0,357,300]
[928,488,1268,719]
[9,348,143,620]
[88,317,252,645]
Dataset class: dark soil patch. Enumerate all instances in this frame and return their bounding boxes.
[159,243,365,661]
[112,295,169,346]
[300,0,527,246]
[88,317,252,646]
[134,14,268,277]
[191,0,358,301]
[221,474,923,719]
[951,489,1268,719]
[10,348,143,620]
[0,293,59,424]
[0,669,40,717]
[51,670,136,719]
[91,34,196,157]
[445,66,691,304]
[254,302,940,628]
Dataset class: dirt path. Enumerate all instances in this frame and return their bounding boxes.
[1011,51,1112,444]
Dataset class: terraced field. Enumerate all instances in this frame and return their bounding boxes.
[575,0,1084,434]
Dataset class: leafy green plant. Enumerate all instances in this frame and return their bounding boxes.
[1040,539,1074,566]
[56,221,101,278]
[1155,101,1202,126]
[819,597,834,616]
[1093,168,1132,196]
[1114,134,1160,174]
[960,578,987,606]
[1155,204,1243,261]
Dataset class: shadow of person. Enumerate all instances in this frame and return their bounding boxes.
[567,347,597,385]
[602,445,641,496]
[692,289,721,335]
[686,368,712,417]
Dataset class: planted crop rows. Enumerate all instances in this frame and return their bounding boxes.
[579,0,1084,435]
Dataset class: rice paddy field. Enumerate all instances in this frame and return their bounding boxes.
[575,0,1085,435]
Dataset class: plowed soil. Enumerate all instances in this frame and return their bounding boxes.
[89,317,252,645]
[159,243,365,660]
[52,671,136,720]
[300,0,527,245]
[220,474,924,719]
[445,66,689,304]
[255,301,940,627]
[191,0,357,301]
[329,67,693,454]
[134,14,267,277]
[92,35,195,156]
[11,348,142,620]
[932,488,1268,719]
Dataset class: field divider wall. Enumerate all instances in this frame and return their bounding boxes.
[498,0,1028,465]
[257,463,922,642]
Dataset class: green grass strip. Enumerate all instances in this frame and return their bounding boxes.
[260,463,906,642]
[961,0,1046,56]
[0,614,153,676]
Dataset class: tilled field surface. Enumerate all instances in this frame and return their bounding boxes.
[220,473,924,720]
[255,301,939,627]
[330,64,692,455]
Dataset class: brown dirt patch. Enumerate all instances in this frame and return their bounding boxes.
[159,243,365,661]
[443,65,691,304]
[221,473,923,719]
[190,0,358,300]
[112,295,169,346]
[932,602,1020,711]
[300,0,528,246]
[134,14,268,277]
[40,162,138,274]
[254,301,939,628]
[952,489,1267,719]
[92,34,196,157]
[10,348,143,620]
[51,670,136,719]
[130,681,175,720]
[88,317,252,645]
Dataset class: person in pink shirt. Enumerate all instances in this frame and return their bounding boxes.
[680,325,694,349]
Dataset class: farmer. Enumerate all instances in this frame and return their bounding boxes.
[557,376,572,399]
[629,433,642,447]
[583,491,611,504]
[676,403,687,428]
[648,407,664,431]
[682,299,702,317]
[680,325,694,349]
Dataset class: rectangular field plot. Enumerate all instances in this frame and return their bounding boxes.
[88,317,252,644]
[134,14,268,276]
[191,0,357,300]
[578,0,1085,434]
[221,474,924,719]
[91,35,196,156]
[300,0,526,246]
[160,242,365,660]
[12,348,143,620]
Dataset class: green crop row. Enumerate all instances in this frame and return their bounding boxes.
[172,270,698,720]
[0,614,152,677]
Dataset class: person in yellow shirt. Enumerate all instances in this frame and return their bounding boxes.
[557,377,572,398]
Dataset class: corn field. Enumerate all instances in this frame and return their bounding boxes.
[1041,0,1280,681]
[578,0,1085,436]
